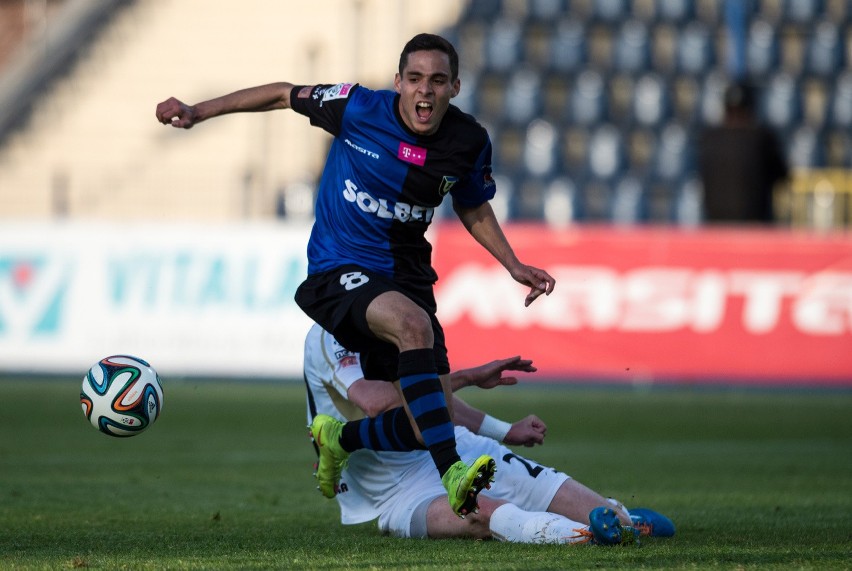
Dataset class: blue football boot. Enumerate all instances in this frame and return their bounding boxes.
[587,507,640,546]
[630,507,676,537]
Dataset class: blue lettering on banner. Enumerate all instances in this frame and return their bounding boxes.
[108,253,305,311]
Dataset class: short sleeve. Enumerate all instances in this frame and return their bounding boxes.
[289,83,360,137]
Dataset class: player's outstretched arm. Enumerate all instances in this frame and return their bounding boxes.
[449,355,536,391]
[347,355,534,417]
[454,201,555,306]
[155,82,295,129]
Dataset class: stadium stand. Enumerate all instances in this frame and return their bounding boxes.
[452,0,850,224]
[0,0,849,226]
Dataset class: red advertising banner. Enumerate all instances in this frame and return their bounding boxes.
[432,225,852,387]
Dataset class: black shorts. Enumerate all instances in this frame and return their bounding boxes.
[295,264,449,381]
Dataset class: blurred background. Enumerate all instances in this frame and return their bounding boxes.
[1,0,850,226]
[1,0,850,384]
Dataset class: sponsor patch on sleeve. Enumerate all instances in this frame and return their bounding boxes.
[297,86,313,99]
[321,83,354,102]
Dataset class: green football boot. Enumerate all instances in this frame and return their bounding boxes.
[309,414,349,498]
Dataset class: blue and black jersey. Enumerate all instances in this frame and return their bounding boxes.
[290,83,496,287]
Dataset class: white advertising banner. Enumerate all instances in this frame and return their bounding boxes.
[0,221,314,378]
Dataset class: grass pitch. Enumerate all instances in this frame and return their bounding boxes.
[1,377,850,570]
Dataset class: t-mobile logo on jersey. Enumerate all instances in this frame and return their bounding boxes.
[398,142,427,166]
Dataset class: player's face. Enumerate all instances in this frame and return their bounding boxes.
[394,50,460,136]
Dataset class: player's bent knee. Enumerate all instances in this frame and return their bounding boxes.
[395,312,434,348]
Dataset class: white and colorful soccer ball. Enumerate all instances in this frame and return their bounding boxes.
[80,355,164,437]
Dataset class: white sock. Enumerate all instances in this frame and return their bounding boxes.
[489,503,590,544]
[608,497,632,520]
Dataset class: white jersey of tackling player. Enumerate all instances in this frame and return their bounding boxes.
[303,323,569,538]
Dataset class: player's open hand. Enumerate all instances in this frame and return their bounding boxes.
[466,356,536,390]
[508,264,555,307]
[504,414,547,447]
[155,97,198,129]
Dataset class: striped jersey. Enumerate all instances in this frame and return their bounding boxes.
[290,83,496,285]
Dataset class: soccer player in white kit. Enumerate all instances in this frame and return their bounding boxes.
[303,323,675,543]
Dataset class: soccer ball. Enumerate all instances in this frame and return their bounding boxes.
[80,355,164,437]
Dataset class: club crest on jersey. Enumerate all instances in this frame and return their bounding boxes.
[439,176,459,195]
[398,142,427,166]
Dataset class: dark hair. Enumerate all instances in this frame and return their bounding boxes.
[398,33,459,80]
[724,81,756,112]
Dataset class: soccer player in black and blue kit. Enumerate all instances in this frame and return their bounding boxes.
[155,33,556,518]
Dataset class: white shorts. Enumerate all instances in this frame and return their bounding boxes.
[335,427,570,538]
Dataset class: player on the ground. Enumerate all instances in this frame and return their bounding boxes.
[155,33,555,518]
[304,323,676,544]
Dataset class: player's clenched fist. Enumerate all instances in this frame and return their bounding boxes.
[155,97,197,129]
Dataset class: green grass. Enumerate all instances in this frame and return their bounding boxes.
[1,378,851,570]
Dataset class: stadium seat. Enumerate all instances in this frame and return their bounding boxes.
[746,18,781,78]
[828,70,852,129]
[510,177,554,220]
[674,176,703,226]
[802,77,830,130]
[627,126,657,174]
[492,125,526,178]
[476,72,508,119]
[645,181,679,222]
[527,0,568,22]
[824,128,851,168]
[762,72,803,132]
[463,0,505,22]
[522,20,554,69]
[504,66,543,125]
[655,0,695,23]
[632,0,659,23]
[484,17,523,72]
[675,20,715,76]
[581,179,617,221]
[804,19,845,77]
[591,0,630,23]
[522,118,559,178]
[548,17,588,74]
[559,126,591,176]
[587,123,628,182]
[543,176,581,226]
[631,72,672,127]
[541,75,572,120]
[672,75,701,125]
[650,122,692,184]
[489,174,514,223]
[697,70,728,125]
[782,0,824,24]
[786,125,825,168]
[451,22,488,73]
[612,19,653,74]
[569,70,609,126]
[610,173,647,224]
[650,22,678,75]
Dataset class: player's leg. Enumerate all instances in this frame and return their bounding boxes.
[365,290,494,517]
[301,269,431,497]
[546,480,676,537]
[546,478,632,527]
[461,430,631,527]
[423,495,501,539]
[424,493,621,545]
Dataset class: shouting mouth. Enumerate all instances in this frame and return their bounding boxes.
[416,101,434,122]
